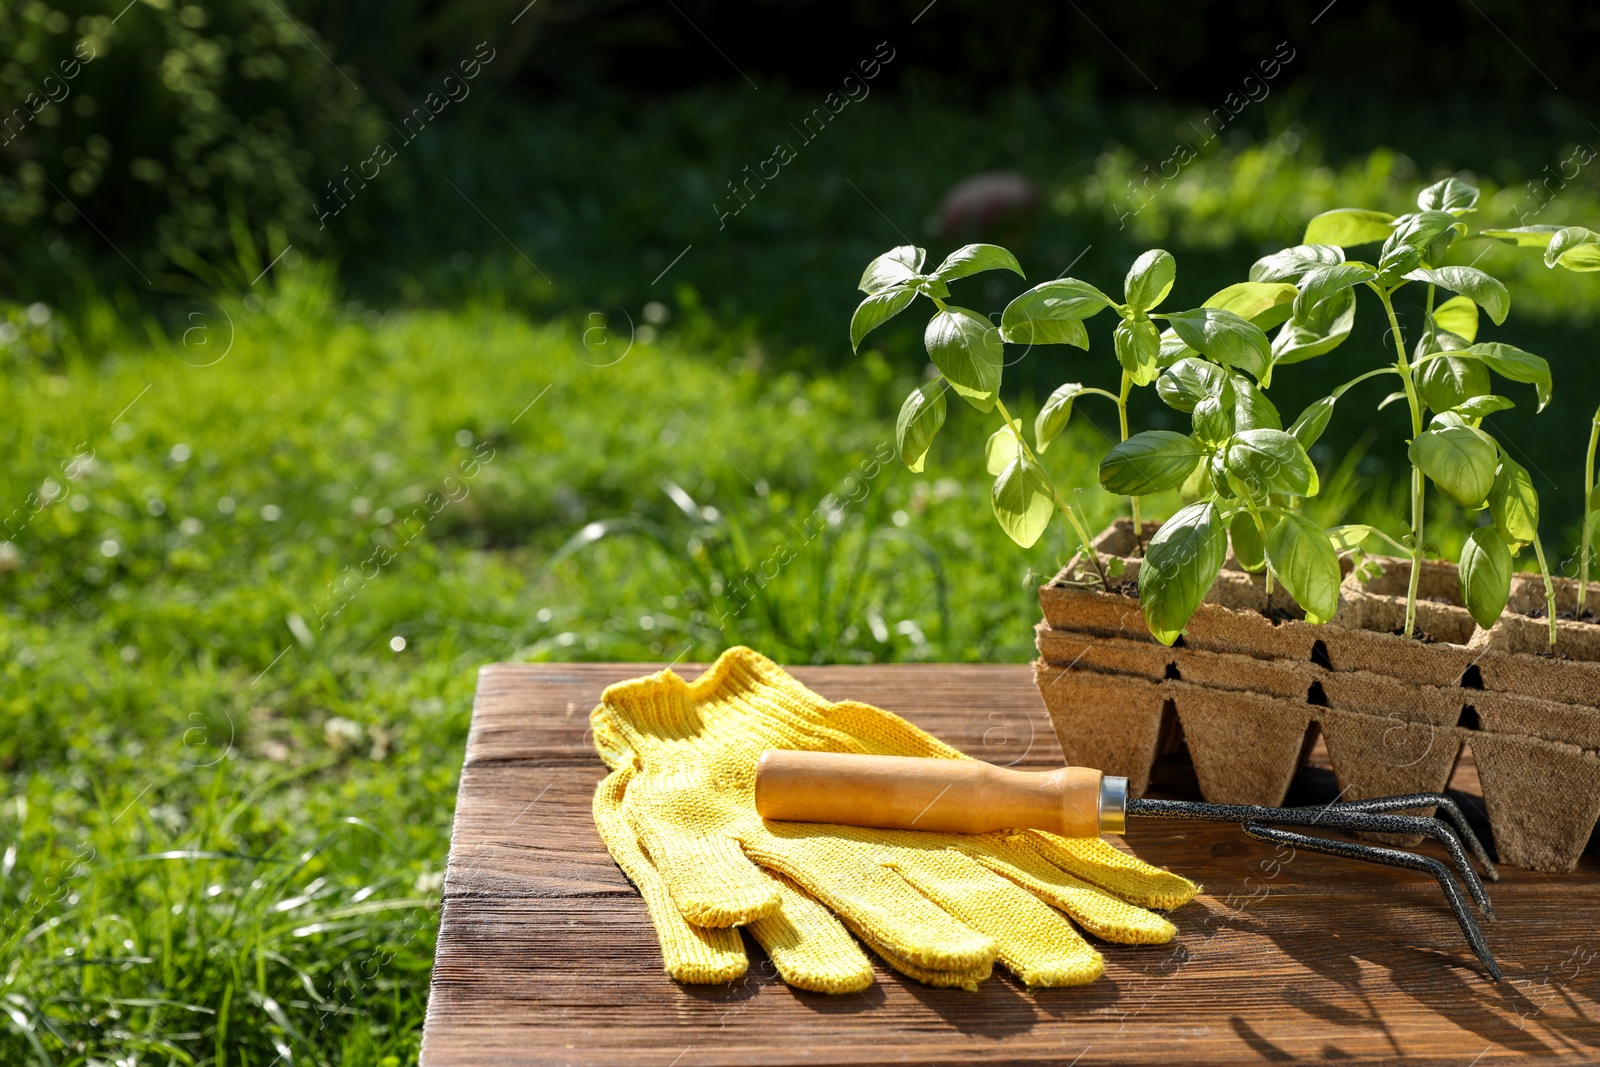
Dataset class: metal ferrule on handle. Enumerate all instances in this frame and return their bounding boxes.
[754,750,1129,838]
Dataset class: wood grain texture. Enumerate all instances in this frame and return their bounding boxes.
[422,662,1600,1066]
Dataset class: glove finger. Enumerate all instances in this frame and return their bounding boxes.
[1025,831,1200,911]
[745,827,997,975]
[963,834,1178,945]
[860,934,991,991]
[746,865,991,993]
[743,871,874,994]
[592,769,747,983]
[632,819,781,929]
[883,844,1105,988]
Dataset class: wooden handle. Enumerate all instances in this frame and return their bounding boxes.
[754,751,1117,837]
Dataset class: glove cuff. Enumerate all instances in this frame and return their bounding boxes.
[597,645,830,733]
[597,646,969,763]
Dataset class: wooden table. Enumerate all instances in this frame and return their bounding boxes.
[421,663,1600,1066]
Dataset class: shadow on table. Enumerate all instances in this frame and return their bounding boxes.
[1230,860,1600,1059]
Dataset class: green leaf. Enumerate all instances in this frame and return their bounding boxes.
[1328,524,1380,552]
[1250,244,1345,283]
[1403,266,1510,325]
[1164,307,1270,380]
[1207,451,1233,498]
[1155,360,1274,428]
[1415,328,1473,361]
[1490,457,1540,548]
[1546,226,1600,271]
[895,380,946,473]
[1304,208,1396,247]
[1226,428,1320,499]
[1409,424,1498,507]
[991,451,1055,549]
[933,243,1025,282]
[1124,249,1176,312]
[1289,394,1336,449]
[1139,502,1227,645]
[1098,430,1205,496]
[1114,318,1161,386]
[1292,263,1375,326]
[1481,225,1564,248]
[1193,394,1234,446]
[986,418,1023,475]
[1203,281,1300,329]
[1232,376,1282,431]
[1417,354,1491,413]
[1177,453,1211,502]
[1460,342,1553,411]
[859,246,926,293]
[1272,285,1356,366]
[1395,209,1466,248]
[1417,177,1480,213]
[1453,394,1515,420]
[1265,511,1341,623]
[1007,314,1088,349]
[1378,390,1408,410]
[850,286,918,351]
[1156,328,1194,365]
[1156,357,1229,412]
[999,279,1112,346]
[1378,210,1463,278]
[924,306,1003,410]
[1459,526,1512,629]
[1431,294,1479,343]
[1229,509,1266,572]
[1035,382,1084,453]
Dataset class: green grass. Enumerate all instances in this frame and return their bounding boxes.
[0,258,1137,1064]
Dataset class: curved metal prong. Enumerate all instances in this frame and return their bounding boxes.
[1308,793,1498,882]
[1242,822,1501,982]
[1126,797,1495,919]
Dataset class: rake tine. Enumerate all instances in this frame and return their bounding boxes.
[1241,822,1501,982]
[1305,793,1498,882]
[1318,809,1496,922]
[1127,798,1495,920]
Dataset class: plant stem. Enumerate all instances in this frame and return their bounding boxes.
[1423,282,1437,351]
[994,397,1110,589]
[1534,536,1558,648]
[1118,370,1141,535]
[1333,366,1404,398]
[1379,289,1427,640]
[1582,405,1600,616]
[1054,485,1112,589]
[1243,499,1274,597]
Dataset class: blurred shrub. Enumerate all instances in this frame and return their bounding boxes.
[0,0,387,289]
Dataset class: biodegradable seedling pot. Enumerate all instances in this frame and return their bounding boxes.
[1491,571,1600,663]
[1033,522,1600,871]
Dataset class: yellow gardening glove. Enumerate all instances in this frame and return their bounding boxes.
[590,646,1197,992]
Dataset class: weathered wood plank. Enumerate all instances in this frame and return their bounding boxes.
[423,662,1600,1066]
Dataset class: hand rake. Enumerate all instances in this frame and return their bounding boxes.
[755,751,1501,979]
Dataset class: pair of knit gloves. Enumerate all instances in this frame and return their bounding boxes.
[590,646,1197,993]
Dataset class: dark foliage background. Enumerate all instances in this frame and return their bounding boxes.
[5,0,1596,292]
